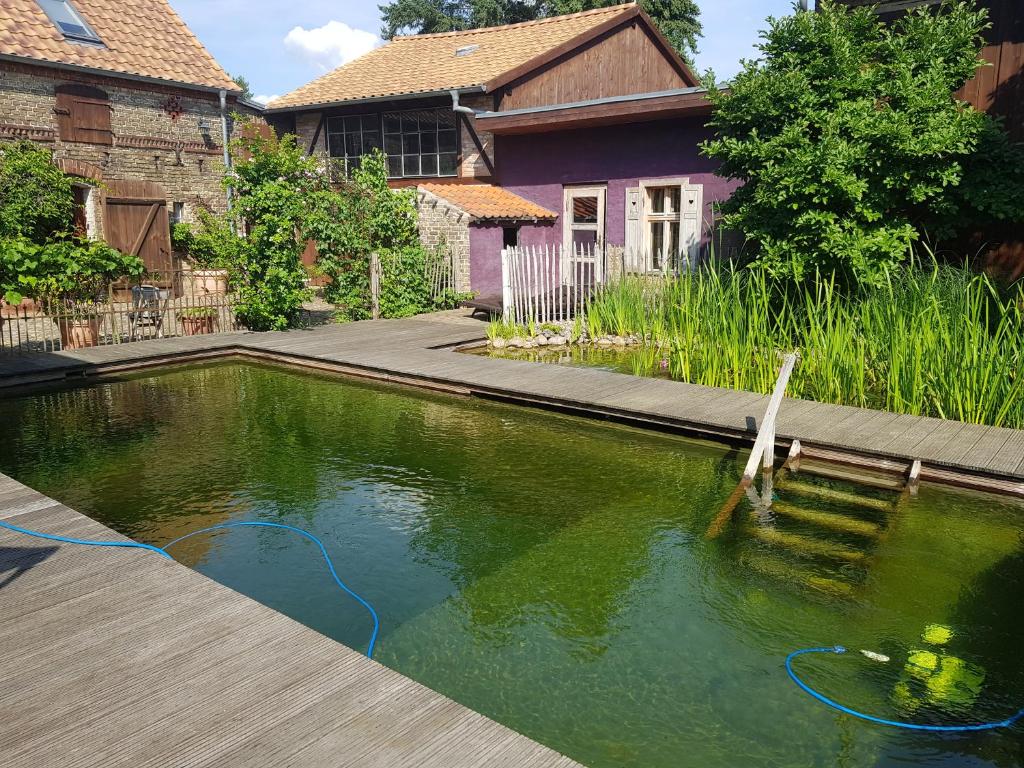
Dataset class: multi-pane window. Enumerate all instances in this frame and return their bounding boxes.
[326,109,459,179]
[645,186,683,271]
[327,114,381,177]
[383,109,458,179]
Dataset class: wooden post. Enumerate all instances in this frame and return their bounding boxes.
[370,252,381,321]
[500,248,512,322]
[908,459,922,496]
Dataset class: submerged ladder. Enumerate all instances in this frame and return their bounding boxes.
[705,354,926,597]
[706,354,923,540]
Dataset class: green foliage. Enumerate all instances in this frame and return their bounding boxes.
[231,74,254,101]
[1,235,143,307]
[581,261,1024,429]
[225,126,313,331]
[307,150,455,321]
[0,141,140,307]
[0,141,75,243]
[701,1,1024,286]
[379,0,702,58]
[171,209,239,269]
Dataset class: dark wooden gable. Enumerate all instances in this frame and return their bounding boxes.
[55,83,114,146]
[490,13,698,112]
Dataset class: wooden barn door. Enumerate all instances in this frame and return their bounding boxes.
[104,181,174,285]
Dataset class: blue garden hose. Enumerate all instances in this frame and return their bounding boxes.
[786,646,1024,732]
[0,518,380,659]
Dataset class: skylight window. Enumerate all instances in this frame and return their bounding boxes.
[37,0,103,44]
[455,45,479,57]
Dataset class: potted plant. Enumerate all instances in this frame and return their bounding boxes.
[178,305,217,335]
[30,237,144,350]
[173,211,235,296]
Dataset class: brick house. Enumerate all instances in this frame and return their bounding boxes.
[0,0,261,275]
[266,3,733,300]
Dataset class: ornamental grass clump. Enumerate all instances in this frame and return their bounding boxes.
[581,263,1024,429]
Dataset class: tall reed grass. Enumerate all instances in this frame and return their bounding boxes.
[583,264,1024,429]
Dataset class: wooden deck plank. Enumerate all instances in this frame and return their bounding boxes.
[0,480,583,768]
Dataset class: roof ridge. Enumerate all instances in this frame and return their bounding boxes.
[392,3,636,41]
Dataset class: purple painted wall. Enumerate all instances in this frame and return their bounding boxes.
[469,221,557,298]
[466,117,738,295]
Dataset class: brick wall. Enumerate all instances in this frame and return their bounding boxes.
[415,189,472,293]
[458,93,494,179]
[0,61,262,238]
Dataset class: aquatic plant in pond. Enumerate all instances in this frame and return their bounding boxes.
[492,263,1024,428]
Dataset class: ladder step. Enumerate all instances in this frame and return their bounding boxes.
[781,481,896,512]
[741,551,856,598]
[749,526,867,563]
[772,502,882,537]
[794,461,906,491]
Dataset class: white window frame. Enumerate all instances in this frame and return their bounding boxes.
[638,177,703,274]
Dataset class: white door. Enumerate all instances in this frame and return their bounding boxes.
[563,185,606,283]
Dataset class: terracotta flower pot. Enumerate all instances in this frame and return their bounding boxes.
[189,269,229,296]
[180,315,215,336]
[57,317,101,349]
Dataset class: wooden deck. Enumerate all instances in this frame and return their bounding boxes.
[0,473,583,768]
[1,312,1022,483]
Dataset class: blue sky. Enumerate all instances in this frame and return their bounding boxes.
[170,1,801,103]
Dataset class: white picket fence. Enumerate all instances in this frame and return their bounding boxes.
[500,244,605,324]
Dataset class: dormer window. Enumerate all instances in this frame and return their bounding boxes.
[37,0,104,45]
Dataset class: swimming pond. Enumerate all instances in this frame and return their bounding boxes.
[1,362,1022,768]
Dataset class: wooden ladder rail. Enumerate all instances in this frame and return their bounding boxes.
[706,354,797,539]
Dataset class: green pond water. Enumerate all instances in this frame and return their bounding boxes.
[1,362,1022,768]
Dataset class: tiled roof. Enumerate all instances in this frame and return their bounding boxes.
[420,183,557,221]
[269,4,637,110]
[0,0,238,91]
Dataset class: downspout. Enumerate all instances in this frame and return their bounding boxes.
[450,90,496,177]
[219,89,233,212]
[450,89,476,117]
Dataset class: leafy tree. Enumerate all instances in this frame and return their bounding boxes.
[224,127,312,330]
[0,141,74,243]
[231,74,254,101]
[702,1,1024,286]
[379,0,702,59]
[306,151,433,320]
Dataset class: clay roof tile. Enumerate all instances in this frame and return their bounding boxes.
[0,0,238,91]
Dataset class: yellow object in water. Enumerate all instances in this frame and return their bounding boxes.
[924,656,985,708]
[923,624,954,646]
[906,651,939,680]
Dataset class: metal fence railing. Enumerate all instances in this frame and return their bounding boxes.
[0,269,237,353]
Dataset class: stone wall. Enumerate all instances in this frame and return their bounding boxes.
[0,61,262,237]
[415,188,472,293]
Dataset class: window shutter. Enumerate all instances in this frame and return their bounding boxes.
[625,187,642,269]
[55,84,112,145]
[681,183,703,267]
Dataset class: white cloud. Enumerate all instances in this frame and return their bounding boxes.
[252,94,281,105]
[283,21,381,72]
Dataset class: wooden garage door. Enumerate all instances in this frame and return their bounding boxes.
[104,182,173,280]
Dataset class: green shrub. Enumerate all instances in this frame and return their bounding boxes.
[171,209,239,269]
[308,150,455,321]
[1,235,143,307]
[702,1,1024,286]
[225,126,312,331]
[0,141,75,243]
